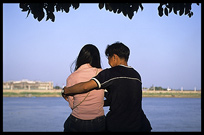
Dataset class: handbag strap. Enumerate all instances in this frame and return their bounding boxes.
[72,68,99,110]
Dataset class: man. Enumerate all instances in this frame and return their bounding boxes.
[62,42,152,132]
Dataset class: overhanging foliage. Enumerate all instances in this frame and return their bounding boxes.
[19,3,200,22]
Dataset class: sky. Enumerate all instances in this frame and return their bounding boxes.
[3,3,201,90]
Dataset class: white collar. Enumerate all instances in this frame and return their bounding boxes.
[119,64,132,68]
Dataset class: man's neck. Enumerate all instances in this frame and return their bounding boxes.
[117,59,128,66]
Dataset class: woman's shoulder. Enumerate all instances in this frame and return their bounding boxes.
[68,67,102,78]
[67,71,78,82]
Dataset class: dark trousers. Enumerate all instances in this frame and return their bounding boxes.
[64,114,106,132]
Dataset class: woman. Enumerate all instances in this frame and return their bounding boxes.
[62,44,105,132]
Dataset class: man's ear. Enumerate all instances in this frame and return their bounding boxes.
[113,54,119,60]
[113,54,116,61]
[113,54,115,59]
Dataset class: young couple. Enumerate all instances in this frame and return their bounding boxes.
[62,42,152,132]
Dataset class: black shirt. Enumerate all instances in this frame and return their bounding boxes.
[92,65,152,132]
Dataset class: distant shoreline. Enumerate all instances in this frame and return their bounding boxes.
[142,90,201,98]
[3,89,201,98]
[3,89,62,97]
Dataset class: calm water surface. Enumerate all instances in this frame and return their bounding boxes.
[3,97,201,132]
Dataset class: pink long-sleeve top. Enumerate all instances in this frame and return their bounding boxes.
[66,63,104,120]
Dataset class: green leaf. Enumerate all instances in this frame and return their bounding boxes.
[117,9,122,14]
[63,3,71,13]
[37,10,44,21]
[139,3,143,11]
[128,11,134,19]
[50,12,55,22]
[99,3,104,9]
[179,8,184,16]
[173,7,177,15]
[164,8,168,16]
[72,3,79,10]
[132,3,139,13]
[26,9,31,18]
[158,5,163,17]
[122,10,127,16]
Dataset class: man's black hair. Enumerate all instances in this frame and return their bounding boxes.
[105,42,130,61]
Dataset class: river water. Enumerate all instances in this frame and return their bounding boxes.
[3,97,201,132]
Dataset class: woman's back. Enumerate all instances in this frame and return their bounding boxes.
[66,63,104,120]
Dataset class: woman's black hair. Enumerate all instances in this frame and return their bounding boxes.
[71,44,101,72]
[105,42,130,61]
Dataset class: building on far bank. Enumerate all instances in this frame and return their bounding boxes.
[167,86,171,91]
[3,79,53,90]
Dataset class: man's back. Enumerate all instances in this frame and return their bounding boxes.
[93,65,152,131]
